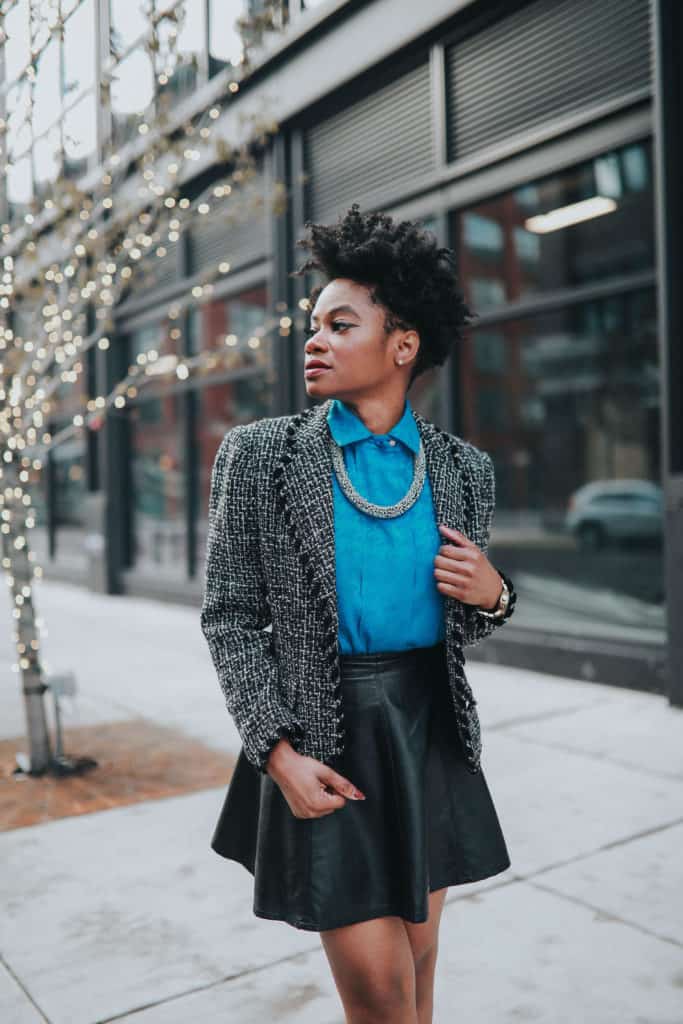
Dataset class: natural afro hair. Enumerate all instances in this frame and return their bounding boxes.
[290,202,473,388]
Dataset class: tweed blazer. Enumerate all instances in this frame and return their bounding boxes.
[200,398,516,778]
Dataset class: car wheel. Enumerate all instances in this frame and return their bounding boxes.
[577,521,606,551]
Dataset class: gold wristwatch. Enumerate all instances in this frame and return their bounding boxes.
[476,575,511,620]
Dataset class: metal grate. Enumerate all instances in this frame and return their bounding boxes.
[446,0,651,162]
[137,239,179,293]
[305,61,435,223]
[188,172,270,274]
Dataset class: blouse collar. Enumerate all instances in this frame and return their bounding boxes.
[326,396,420,454]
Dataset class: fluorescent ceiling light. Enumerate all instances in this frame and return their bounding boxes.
[524,196,617,234]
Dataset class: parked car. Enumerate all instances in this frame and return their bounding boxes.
[564,478,663,550]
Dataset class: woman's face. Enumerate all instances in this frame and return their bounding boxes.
[303,278,418,402]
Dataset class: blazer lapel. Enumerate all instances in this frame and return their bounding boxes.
[273,399,468,642]
[275,402,338,611]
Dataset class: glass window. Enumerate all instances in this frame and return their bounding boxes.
[127,322,187,580]
[34,124,62,202]
[463,212,504,257]
[208,0,245,74]
[198,286,273,384]
[458,140,655,312]
[470,278,506,309]
[474,332,507,374]
[63,93,98,179]
[111,47,156,146]
[63,0,96,100]
[461,289,662,642]
[30,0,61,52]
[49,434,88,571]
[33,36,60,136]
[47,372,90,571]
[157,0,207,109]
[7,80,32,160]
[7,154,33,221]
[3,0,30,85]
[109,0,149,58]
[194,282,276,572]
[195,373,271,574]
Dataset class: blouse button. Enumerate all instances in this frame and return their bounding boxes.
[389,439,396,446]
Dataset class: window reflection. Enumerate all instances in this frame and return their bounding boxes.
[111,47,155,146]
[198,286,274,391]
[194,282,275,572]
[128,323,187,579]
[463,290,662,641]
[459,140,654,312]
[47,372,90,571]
[157,0,207,107]
[208,0,245,75]
[49,435,88,570]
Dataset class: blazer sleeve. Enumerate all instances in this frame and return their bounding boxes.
[200,425,305,773]
[462,450,517,647]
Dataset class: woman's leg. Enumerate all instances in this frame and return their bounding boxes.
[319,915,418,1024]
[402,887,448,1024]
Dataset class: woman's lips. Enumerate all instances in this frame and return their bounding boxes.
[304,366,331,377]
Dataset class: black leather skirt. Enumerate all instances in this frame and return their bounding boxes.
[211,641,511,932]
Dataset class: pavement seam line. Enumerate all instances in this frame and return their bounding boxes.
[500,815,683,947]
[93,943,324,1023]
[526,877,683,950]
[487,728,683,783]
[0,952,52,1023]
[486,694,628,731]
[508,814,683,880]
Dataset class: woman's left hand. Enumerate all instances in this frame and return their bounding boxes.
[434,523,502,610]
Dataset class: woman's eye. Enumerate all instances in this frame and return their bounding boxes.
[305,321,350,337]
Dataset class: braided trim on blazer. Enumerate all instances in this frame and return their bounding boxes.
[200,424,306,772]
[200,400,517,776]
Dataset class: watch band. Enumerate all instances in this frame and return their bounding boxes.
[476,568,516,621]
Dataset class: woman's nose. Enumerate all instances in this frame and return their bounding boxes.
[305,333,326,352]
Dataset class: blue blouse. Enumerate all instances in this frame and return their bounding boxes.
[326,396,446,655]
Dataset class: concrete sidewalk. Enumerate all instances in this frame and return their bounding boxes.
[1,579,682,1024]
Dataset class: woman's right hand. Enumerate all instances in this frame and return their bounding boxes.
[265,739,366,819]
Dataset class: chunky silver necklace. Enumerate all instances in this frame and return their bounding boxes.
[328,431,427,519]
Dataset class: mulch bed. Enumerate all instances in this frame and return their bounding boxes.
[0,719,236,831]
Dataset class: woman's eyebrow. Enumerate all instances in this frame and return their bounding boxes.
[310,304,360,323]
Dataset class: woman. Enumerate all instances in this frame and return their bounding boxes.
[201,203,517,1023]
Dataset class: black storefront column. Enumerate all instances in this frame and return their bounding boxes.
[89,332,130,596]
[653,0,683,706]
[271,133,295,417]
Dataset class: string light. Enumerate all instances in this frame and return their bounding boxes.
[0,0,289,704]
